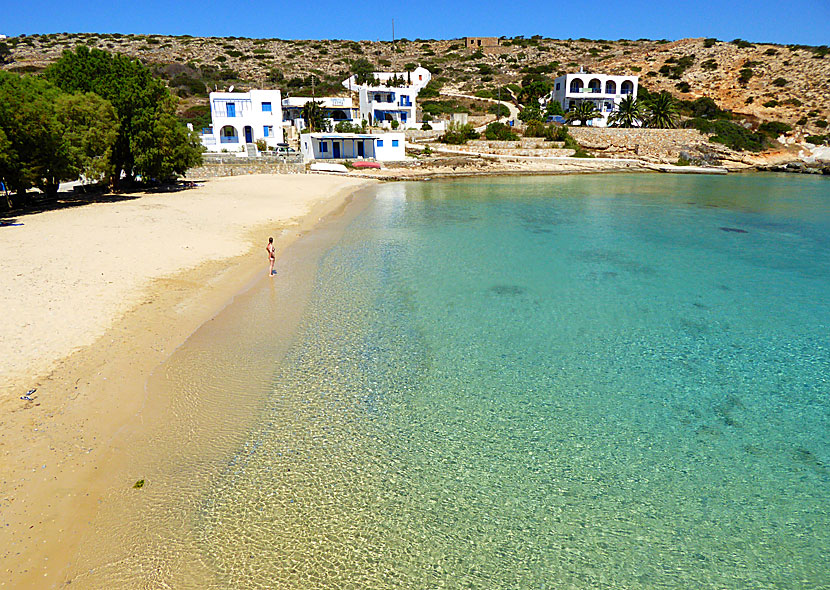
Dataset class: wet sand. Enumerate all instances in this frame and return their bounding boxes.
[0,174,375,588]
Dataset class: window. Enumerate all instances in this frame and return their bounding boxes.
[262,102,272,112]
[377,139,384,147]
[263,126,272,137]
[392,140,399,147]
[226,102,236,117]
[321,141,328,153]
[555,82,560,91]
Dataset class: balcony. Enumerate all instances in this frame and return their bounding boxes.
[220,136,239,144]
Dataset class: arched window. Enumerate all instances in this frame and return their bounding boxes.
[570,78,584,93]
[331,109,348,121]
[220,125,238,143]
[621,80,634,95]
[605,80,617,94]
[588,78,602,93]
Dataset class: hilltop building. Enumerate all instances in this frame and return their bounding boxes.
[199,89,284,152]
[463,37,500,49]
[281,96,359,130]
[546,72,639,127]
[342,66,431,129]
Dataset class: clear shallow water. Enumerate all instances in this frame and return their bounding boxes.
[196,174,830,588]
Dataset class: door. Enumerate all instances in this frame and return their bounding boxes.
[244,126,253,143]
[333,142,341,159]
[357,141,364,158]
[226,102,236,117]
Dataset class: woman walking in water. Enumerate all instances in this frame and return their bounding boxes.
[266,237,275,276]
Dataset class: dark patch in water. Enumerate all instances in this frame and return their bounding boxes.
[719,227,748,234]
[692,302,709,309]
[490,285,526,296]
[792,448,827,476]
[718,284,731,291]
[575,249,656,276]
[713,395,744,428]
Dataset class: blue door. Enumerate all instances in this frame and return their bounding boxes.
[244,126,253,143]
[226,102,236,117]
[333,142,340,158]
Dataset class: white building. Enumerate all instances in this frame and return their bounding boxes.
[281,96,359,130]
[546,72,639,127]
[342,66,431,129]
[199,89,284,153]
[300,132,405,161]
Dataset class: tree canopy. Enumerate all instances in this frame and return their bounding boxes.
[0,71,118,203]
[566,102,602,126]
[302,100,330,132]
[607,95,643,128]
[45,46,201,186]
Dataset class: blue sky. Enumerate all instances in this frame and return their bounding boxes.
[3,0,828,46]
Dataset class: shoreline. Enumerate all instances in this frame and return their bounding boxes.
[0,174,376,588]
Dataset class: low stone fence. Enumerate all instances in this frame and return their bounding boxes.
[186,158,305,179]
[448,144,574,158]
[568,128,707,161]
[405,129,444,141]
[466,139,566,150]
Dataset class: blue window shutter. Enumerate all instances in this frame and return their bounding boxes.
[392,140,399,147]
[377,139,383,147]
[263,126,269,137]
[226,103,236,117]
[262,102,272,112]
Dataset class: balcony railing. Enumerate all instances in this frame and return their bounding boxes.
[220,136,239,144]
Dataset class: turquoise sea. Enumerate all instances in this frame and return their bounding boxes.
[169,174,830,588]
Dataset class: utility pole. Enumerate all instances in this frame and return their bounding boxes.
[392,19,395,48]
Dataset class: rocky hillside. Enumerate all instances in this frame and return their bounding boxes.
[3,33,829,140]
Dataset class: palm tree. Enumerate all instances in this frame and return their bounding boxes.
[566,101,602,126]
[607,95,644,128]
[645,91,678,128]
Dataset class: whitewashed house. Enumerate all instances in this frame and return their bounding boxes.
[199,89,284,153]
[281,96,359,130]
[300,132,405,161]
[342,66,431,129]
[546,72,639,127]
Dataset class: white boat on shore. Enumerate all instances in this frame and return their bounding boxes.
[310,163,349,174]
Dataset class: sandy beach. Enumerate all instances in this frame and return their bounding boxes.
[0,174,375,587]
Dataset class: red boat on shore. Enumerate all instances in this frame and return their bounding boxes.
[352,161,381,169]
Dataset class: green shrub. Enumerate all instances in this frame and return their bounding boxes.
[678,96,730,119]
[675,81,691,92]
[758,121,791,136]
[484,121,519,141]
[772,77,788,87]
[732,39,754,48]
[701,59,717,71]
[806,135,828,144]
[738,68,754,84]
[703,38,718,48]
[439,122,480,144]
[421,122,433,131]
[334,121,363,133]
[763,100,778,108]
[685,118,768,151]
[816,120,829,129]
[764,48,778,56]
[797,117,808,125]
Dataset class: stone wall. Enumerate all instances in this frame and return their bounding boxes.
[568,128,707,161]
[185,158,305,179]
